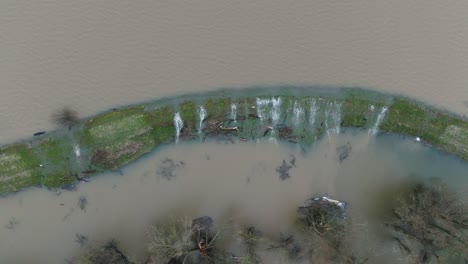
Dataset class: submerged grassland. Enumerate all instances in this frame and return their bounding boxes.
[0,87,466,195]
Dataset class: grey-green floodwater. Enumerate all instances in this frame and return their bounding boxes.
[0,130,466,263]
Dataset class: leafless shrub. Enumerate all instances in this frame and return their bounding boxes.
[52,107,80,130]
[385,179,468,262]
[74,239,131,264]
[297,198,358,263]
[147,216,225,264]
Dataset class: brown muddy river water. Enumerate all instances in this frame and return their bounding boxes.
[1,1,468,143]
[1,132,467,263]
[1,1,468,263]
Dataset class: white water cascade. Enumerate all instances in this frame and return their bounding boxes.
[292,100,305,128]
[309,98,317,128]
[174,112,183,143]
[197,106,207,134]
[230,103,237,123]
[255,97,282,123]
[73,144,81,158]
[255,98,269,121]
[271,97,282,125]
[255,97,282,142]
[325,102,342,136]
[369,106,388,135]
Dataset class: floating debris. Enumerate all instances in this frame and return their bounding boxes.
[289,154,296,167]
[276,160,293,180]
[75,233,88,248]
[33,131,46,136]
[336,142,352,162]
[78,195,88,211]
[5,217,20,230]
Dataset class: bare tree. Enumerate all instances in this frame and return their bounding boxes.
[51,107,80,130]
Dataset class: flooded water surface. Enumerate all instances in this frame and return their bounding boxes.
[1,2,468,262]
[0,132,467,263]
[1,1,468,143]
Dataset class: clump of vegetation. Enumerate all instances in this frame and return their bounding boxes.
[52,107,80,130]
[146,216,223,264]
[236,227,262,264]
[385,179,468,263]
[73,239,132,264]
[297,197,358,263]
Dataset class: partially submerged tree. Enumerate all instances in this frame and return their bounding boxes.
[52,107,80,130]
[385,179,468,263]
[74,239,132,264]
[146,216,224,264]
[297,197,359,263]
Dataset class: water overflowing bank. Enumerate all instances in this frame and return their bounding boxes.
[0,87,466,195]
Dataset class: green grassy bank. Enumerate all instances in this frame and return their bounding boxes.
[0,87,466,195]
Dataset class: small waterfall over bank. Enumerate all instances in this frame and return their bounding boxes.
[255,98,269,121]
[174,112,183,143]
[73,144,81,158]
[369,106,388,135]
[255,97,282,142]
[325,102,342,136]
[230,103,237,123]
[255,97,282,123]
[292,100,305,129]
[271,97,282,125]
[197,106,207,134]
[309,98,317,128]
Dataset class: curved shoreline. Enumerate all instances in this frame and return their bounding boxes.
[0,87,466,195]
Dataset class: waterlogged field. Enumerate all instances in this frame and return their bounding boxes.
[0,88,466,196]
